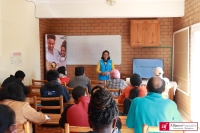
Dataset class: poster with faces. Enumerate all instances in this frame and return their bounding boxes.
[45,34,67,71]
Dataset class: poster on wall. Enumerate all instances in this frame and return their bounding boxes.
[10,52,22,66]
[45,34,67,72]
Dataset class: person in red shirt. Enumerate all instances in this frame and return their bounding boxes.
[118,73,147,104]
[59,86,90,128]
[57,66,70,85]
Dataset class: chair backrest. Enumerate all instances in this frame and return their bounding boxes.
[32,79,47,85]
[142,124,183,133]
[65,123,92,133]
[121,127,134,133]
[33,96,63,114]
[118,116,127,125]
[29,85,41,97]
[107,89,120,93]
[106,88,122,98]
[90,80,106,88]
[24,121,31,133]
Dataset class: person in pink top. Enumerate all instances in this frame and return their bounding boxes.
[118,73,147,104]
[59,86,90,129]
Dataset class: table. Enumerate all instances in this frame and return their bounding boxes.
[44,114,61,124]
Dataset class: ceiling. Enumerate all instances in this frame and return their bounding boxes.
[27,0,185,18]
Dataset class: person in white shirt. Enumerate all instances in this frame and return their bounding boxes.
[46,34,60,71]
[153,67,170,98]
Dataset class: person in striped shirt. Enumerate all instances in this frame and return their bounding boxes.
[106,69,128,96]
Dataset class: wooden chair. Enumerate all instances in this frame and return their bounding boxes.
[27,85,41,97]
[107,88,122,98]
[61,82,67,86]
[32,79,47,86]
[117,116,133,133]
[90,80,106,88]
[142,124,183,133]
[65,98,75,105]
[65,123,92,133]
[24,121,31,133]
[121,127,134,133]
[33,96,64,133]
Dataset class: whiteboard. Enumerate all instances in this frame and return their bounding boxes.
[66,35,121,65]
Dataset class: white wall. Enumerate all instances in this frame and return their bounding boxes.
[0,0,40,85]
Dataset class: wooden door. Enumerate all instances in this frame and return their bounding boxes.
[130,20,145,47]
[145,20,160,46]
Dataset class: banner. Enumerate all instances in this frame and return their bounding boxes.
[45,34,67,71]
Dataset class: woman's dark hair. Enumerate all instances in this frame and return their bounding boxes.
[72,86,86,102]
[61,40,66,49]
[0,82,26,102]
[46,70,59,81]
[75,66,84,76]
[101,50,110,61]
[129,73,142,99]
[88,86,118,128]
[57,66,66,75]
[0,104,15,133]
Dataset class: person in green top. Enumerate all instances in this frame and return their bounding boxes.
[126,76,182,133]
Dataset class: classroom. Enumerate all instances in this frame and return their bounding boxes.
[0,0,199,133]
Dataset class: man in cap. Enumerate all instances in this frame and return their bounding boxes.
[106,69,128,96]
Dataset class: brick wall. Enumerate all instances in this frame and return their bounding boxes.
[39,18,173,80]
[173,0,200,117]
[39,19,51,79]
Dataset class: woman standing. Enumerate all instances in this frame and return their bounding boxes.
[96,50,115,81]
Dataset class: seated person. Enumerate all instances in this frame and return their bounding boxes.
[106,69,128,96]
[40,70,71,113]
[0,104,16,133]
[57,66,70,85]
[59,86,90,128]
[126,76,182,133]
[67,66,92,93]
[153,67,170,85]
[118,73,147,104]
[1,70,29,94]
[0,83,47,133]
[87,86,121,133]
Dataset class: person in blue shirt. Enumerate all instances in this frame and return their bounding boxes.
[126,76,182,133]
[96,50,115,81]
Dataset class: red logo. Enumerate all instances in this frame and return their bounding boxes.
[160,122,170,131]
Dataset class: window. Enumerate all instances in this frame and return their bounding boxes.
[191,23,200,127]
